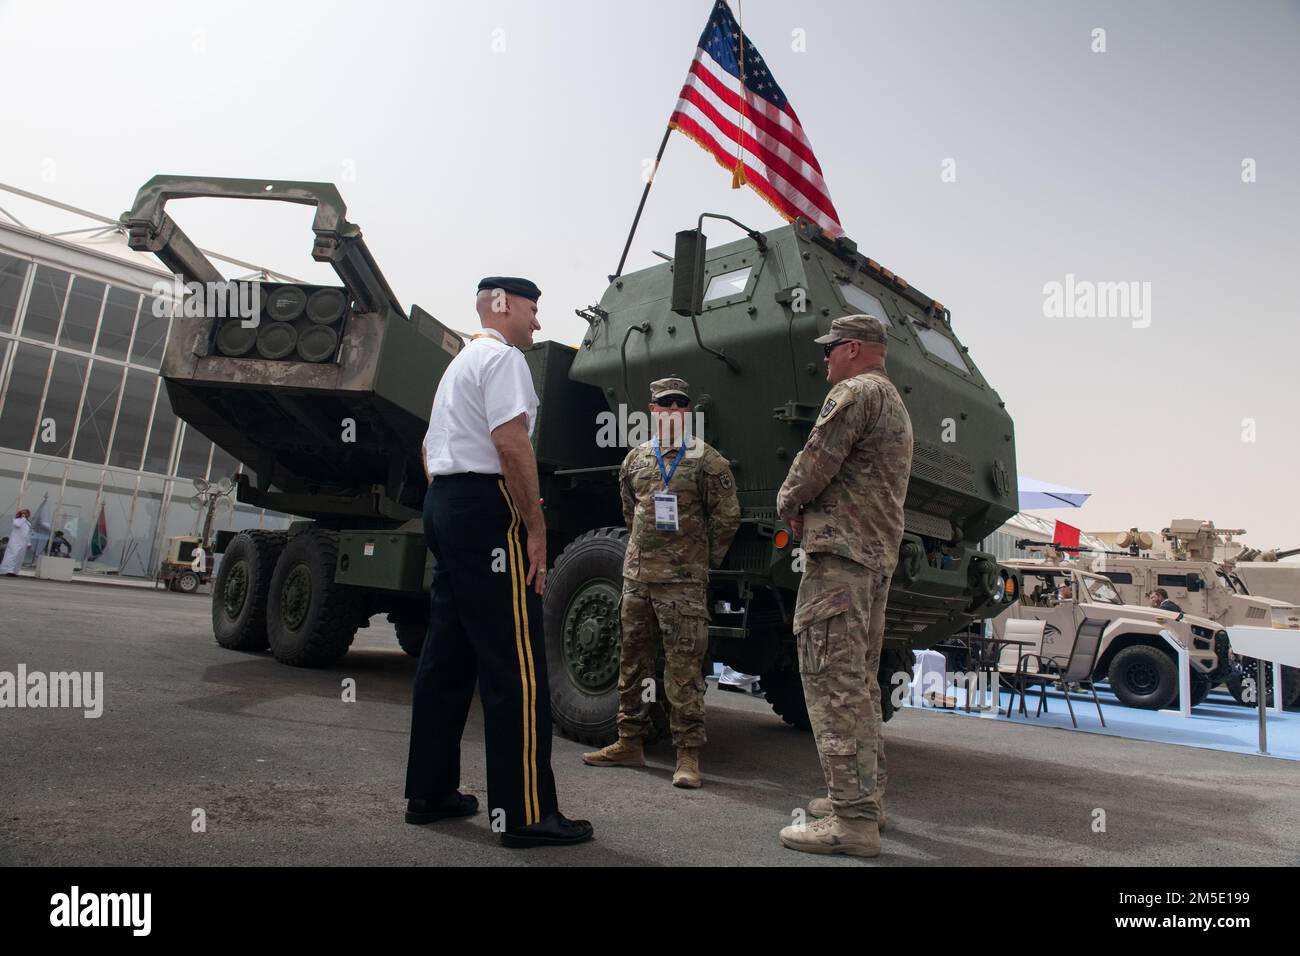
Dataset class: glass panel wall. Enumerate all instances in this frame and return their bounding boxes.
[59,275,105,352]
[22,265,70,343]
[0,253,28,334]
[0,342,52,450]
[95,287,138,361]
[0,242,291,577]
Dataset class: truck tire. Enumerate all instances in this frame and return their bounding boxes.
[266,529,362,667]
[388,611,428,658]
[543,527,629,746]
[880,647,916,723]
[177,570,201,594]
[211,531,286,652]
[1183,670,1211,708]
[765,647,914,730]
[1108,644,1178,710]
[763,666,810,730]
[1227,660,1300,710]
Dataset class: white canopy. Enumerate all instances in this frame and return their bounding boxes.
[1018,476,1091,511]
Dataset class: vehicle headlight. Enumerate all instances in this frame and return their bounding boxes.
[1272,608,1300,629]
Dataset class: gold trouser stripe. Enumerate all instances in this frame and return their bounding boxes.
[498,480,539,826]
[500,482,541,823]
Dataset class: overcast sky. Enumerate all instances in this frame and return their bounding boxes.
[3,0,1297,548]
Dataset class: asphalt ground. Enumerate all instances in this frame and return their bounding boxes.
[2,577,1297,867]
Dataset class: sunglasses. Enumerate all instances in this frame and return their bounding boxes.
[822,339,853,358]
[654,396,690,408]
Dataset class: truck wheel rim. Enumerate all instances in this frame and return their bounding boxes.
[1127,661,1159,695]
[282,565,312,631]
[562,580,621,692]
[224,562,249,618]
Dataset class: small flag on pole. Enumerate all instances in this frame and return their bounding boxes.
[669,0,843,237]
[30,493,51,556]
[90,504,108,559]
[1052,520,1081,549]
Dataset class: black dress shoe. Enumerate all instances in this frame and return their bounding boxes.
[501,812,594,848]
[405,791,479,824]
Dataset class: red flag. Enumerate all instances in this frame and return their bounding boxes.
[1053,520,1081,549]
[668,0,844,237]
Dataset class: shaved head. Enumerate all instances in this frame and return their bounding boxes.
[475,286,540,349]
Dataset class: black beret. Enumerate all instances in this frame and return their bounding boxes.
[478,276,541,302]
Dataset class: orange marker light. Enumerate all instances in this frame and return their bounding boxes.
[773,529,790,550]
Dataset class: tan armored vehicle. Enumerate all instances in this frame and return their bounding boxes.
[1233,547,1300,607]
[1090,520,1300,708]
[993,560,1229,710]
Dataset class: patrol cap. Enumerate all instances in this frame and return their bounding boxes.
[813,313,887,346]
[650,377,691,401]
[477,276,542,302]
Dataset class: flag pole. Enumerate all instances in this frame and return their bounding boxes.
[611,126,672,282]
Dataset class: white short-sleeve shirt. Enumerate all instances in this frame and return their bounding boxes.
[423,327,539,477]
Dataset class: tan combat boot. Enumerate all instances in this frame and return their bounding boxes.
[582,737,645,767]
[780,812,880,858]
[672,747,702,788]
[808,796,887,832]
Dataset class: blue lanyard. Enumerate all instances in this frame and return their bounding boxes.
[652,436,683,488]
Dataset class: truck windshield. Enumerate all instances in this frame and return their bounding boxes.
[1084,578,1123,605]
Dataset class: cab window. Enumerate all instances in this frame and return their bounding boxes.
[836,282,892,326]
[908,316,969,372]
[703,267,752,303]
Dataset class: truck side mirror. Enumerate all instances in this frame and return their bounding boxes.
[671,228,707,317]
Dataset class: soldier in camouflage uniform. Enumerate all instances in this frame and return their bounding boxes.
[582,377,740,788]
[775,314,913,857]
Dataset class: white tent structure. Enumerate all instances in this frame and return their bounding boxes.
[1018,476,1091,511]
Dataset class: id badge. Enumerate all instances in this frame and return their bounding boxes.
[654,493,679,532]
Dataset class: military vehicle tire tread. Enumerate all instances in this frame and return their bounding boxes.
[211,530,286,652]
[1227,659,1300,710]
[389,609,429,658]
[880,647,916,723]
[1108,643,1178,710]
[545,527,630,746]
[1184,670,1211,708]
[267,529,361,667]
[762,666,810,730]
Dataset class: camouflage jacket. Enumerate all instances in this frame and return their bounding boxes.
[620,437,741,584]
[777,368,913,574]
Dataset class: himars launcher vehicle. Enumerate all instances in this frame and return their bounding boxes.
[124,176,1021,744]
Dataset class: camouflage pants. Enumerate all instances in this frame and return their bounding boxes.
[617,580,710,748]
[794,553,889,821]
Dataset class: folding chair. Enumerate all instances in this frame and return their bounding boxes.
[1010,619,1107,728]
[999,619,1044,717]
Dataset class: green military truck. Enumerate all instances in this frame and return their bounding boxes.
[124,176,1021,744]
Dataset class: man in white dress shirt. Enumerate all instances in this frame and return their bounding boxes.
[404,276,593,849]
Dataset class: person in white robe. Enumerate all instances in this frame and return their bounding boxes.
[0,509,33,576]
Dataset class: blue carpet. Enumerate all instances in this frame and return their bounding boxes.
[904,684,1300,761]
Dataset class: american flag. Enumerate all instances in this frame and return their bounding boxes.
[669,0,843,237]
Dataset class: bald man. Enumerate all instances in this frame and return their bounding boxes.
[404,277,593,849]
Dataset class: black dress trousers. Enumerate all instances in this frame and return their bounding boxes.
[404,473,558,831]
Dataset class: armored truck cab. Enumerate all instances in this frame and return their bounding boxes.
[125,177,1021,744]
[548,216,1020,738]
